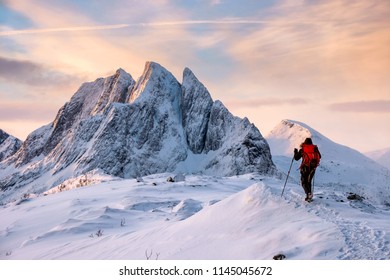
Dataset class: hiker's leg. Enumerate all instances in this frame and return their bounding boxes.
[307,169,316,193]
[300,167,310,195]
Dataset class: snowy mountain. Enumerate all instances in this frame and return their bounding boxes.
[2,66,389,261]
[0,62,276,204]
[0,129,22,163]
[366,148,390,170]
[266,119,390,205]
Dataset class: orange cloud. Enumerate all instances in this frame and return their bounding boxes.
[224,0,390,99]
[225,97,308,108]
[0,101,58,121]
[329,100,390,113]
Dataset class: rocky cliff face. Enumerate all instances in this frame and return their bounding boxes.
[0,129,22,163]
[0,62,276,202]
[181,67,214,154]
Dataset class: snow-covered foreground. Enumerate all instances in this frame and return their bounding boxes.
[1,173,389,260]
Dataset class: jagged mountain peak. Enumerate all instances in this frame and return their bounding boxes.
[183,67,201,83]
[53,67,135,125]
[115,67,130,76]
[181,67,214,154]
[0,129,22,163]
[0,62,276,203]
[91,67,135,115]
[0,129,9,143]
[129,61,180,104]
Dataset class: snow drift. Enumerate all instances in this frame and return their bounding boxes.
[2,173,389,260]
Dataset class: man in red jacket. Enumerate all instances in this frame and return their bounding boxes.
[294,137,321,201]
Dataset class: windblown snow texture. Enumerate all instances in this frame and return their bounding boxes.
[0,62,276,202]
[0,129,22,163]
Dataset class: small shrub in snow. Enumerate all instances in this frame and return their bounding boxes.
[145,250,152,260]
[145,249,160,260]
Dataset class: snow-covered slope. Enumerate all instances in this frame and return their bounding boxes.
[1,173,389,260]
[2,63,389,261]
[366,148,390,170]
[0,129,22,163]
[266,120,390,204]
[0,62,276,204]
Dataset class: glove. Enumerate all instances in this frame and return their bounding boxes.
[294,148,298,154]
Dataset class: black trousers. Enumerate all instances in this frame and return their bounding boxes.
[300,165,316,195]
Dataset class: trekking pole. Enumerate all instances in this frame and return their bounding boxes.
[281,155,294,197]
[312,172,315,195]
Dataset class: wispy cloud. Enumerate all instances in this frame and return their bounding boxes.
[0,24,130,36]
[329,100,390,113]
[3,16,362,37]
[224,0,390,98]
[210,0,222,6]
[225,97,308,108]
[0,19,284,37]
[0,56,84,87]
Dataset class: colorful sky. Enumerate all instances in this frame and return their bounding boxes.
[0,0,389,153]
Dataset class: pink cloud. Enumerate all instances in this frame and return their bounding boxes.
[0,101,59,122]
[225,97,308,108]
[329,100,390,113]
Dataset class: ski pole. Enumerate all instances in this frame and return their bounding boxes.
[281,155,294,197]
